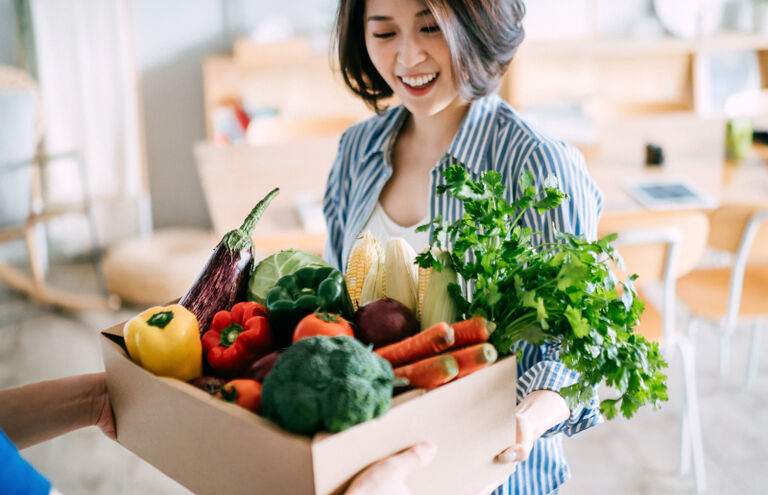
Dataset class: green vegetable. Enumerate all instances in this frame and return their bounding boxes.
[247,249,331,304]
[265,266,355,346]
[416,165,667,420]
[261,335,394,434]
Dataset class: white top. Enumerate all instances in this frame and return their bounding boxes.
[359,202,430,253]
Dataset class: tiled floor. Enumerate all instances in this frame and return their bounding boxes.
[0,261,766,494]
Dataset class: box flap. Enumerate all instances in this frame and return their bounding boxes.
[311,355,517,495]
[101,332,316,495]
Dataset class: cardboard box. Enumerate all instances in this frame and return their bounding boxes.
[101,321,517,495]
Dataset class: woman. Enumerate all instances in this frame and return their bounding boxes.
[324,0,604,493]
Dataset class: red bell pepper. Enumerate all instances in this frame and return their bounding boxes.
[202,301,271,376]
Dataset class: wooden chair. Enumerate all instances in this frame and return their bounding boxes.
[599,210,710,493]
[0,64,117,310]
[677,204,768,388]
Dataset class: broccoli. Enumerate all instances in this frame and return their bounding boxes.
[261,336,394,435]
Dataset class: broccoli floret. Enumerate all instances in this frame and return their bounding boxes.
[261,336,394,435]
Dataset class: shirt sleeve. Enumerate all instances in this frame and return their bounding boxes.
[516,341,604,437]
[511,139,605,437]
[0,428,52,495]
[322,131,351,272]
[514,139,603,244]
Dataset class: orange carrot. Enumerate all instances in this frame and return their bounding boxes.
[450,316,496,348]
[394,355,459,389]
[449,343,498,379]
[375,322,455,366]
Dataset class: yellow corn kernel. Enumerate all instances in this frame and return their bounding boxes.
[417,261,430,318]
[383,238,419,315]
[345,232,381,309]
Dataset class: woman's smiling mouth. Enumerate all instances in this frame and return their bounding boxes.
[398,72,439,95]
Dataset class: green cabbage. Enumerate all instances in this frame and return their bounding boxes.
[247,249,331,304]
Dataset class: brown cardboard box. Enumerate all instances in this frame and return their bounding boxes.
[101,321,517,495]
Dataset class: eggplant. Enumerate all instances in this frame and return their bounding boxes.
[180,188,279,334]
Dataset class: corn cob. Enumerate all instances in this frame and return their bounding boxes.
[359,256,385,306]
[345,232,382,309]
[383,238,419,315]
[418,248,459,328]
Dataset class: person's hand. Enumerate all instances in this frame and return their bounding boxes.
[90,372,116,441]
[496,412,535,464]
[344,441,437,495]
[496,389,570,465]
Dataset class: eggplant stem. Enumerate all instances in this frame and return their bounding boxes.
[223,188,280,253]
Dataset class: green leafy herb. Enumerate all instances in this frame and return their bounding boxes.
[416,165,667,419]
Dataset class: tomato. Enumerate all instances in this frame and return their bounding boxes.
[293,312,354,342]
[217,379,262,413]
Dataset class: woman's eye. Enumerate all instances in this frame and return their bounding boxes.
[421,25,440,33]
[372,32,395,39]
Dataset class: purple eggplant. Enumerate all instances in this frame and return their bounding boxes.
[180,188,279,334]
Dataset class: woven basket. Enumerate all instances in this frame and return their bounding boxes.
[103,229,220,306]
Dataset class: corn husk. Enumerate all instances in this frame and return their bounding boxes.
[418,248,459,328]
[382,238,419,315]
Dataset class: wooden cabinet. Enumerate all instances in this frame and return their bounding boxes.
[202,37,374,141]
[501,33,768,116]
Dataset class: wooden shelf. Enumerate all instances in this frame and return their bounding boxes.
[520,33,768,57]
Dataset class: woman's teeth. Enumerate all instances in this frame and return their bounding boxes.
[401,73,438,88]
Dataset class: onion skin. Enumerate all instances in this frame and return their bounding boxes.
[353,297,420,348]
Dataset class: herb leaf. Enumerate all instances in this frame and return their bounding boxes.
[416,165,668,419]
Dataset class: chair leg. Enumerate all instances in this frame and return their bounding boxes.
[678,338,707,492]
[719,331,730,376]
[679,401,691,475]
[75,155,109,296]
[745,323,761,389]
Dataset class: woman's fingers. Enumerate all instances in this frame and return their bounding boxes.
[344,442,437,495]
[378,442,438,478]
[496,414,533,464]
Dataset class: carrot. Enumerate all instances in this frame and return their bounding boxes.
[450,316,496,348]
[394,355,459,389]
[449,343,498,379]
[375,322,455,366]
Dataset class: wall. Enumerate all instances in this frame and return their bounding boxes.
[131,0,337,229]
[0,0,19,67]
[132,0,227,229]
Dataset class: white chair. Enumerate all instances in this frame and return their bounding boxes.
[0,64,117,310]
[677,204,768,388]
[600,210,710,493]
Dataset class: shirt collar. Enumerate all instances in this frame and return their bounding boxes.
[359,92,503,173]
[360,105,409,164]
[445,92,502,174]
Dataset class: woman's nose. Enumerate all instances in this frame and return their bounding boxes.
[396,34,427,68]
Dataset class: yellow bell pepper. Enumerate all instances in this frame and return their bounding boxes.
[124,304,203,381]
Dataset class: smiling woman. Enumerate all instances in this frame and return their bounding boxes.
[325,1,604,494]
[336,0,525,113]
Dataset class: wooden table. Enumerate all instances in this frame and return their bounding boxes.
[586,113,768,215]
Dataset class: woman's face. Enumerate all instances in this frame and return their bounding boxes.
[364,0,458,117]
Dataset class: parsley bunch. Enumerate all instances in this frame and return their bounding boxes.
[416,165,667,419]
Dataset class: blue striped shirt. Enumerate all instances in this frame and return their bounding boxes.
[323,93,605,495]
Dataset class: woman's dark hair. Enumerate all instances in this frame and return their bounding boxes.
[333,0,526,113]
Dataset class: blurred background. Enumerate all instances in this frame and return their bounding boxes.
[0,0,767,494]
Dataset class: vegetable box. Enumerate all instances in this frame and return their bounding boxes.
[101,319,517,495]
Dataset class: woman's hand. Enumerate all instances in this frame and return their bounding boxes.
[91,372,116,441]
[496,390,570,464]
[344,441,437,495]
